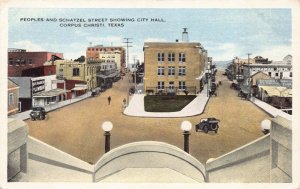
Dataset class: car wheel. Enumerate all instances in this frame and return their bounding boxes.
[31,117,35,121]
[203,125,208,133]
[39,114,44,120]
[211,124,218,131]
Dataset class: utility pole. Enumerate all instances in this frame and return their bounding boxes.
[247,53,252,99]
[133,55,137,89]
[122,38,133,69]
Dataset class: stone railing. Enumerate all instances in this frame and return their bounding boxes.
[205,116,292,183]
[93,141,206,182]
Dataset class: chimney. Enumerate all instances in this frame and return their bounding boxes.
[182,28,189,42]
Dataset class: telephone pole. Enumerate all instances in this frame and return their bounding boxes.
[123,38,133,69]
[247,53,252,98]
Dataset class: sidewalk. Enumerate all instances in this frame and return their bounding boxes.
[9,92,92,121]
[124,85,210,118]
[249,97,292,121]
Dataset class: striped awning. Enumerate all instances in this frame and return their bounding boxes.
[33,88,66,97]
[259,86,292,97]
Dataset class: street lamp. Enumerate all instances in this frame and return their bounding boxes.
[102,121,113,153]
[260,119,271,135]
[181,121,192,153]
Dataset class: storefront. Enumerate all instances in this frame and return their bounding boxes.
[32,88,67,107]
[71,84,88,97]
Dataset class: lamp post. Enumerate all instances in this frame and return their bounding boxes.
[102,121,113,153]
[181,121,192,153]
[260,119,271,135]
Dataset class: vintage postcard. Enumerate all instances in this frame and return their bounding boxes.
[1,0,300,188]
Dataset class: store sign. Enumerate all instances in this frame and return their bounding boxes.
[32,79,45,94]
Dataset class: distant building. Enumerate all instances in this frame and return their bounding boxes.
[8,79,20,115]
[86,45,126,73]
[8,48,63,77]
[143,41,207,94]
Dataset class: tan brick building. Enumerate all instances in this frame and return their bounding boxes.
[55,60,98,90]
[143,42,207,94]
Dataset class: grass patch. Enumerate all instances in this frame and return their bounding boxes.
[144,95,196,112]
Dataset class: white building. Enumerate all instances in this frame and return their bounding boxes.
[242,55,292,86]
[98,50,122,72]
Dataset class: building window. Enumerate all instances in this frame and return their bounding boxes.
[8,93,14,106]
[157,66,164,75]
[20,59,26,66]
[169,81,174,91]
[9,58,13,66]
[157,53,164,62]
[157,81,165,90]
[168,66,175,76]
[179,81,186,90]
[268,72,271,76]
[178,66,186,76]
[179,53,186,62]
[168,53,175,62]
[28,59,33,65]
[275,73,279,77]
[73,68,80,76]
[15,59,20,66]
[290,72,292,77]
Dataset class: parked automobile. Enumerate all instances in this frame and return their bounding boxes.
[91,87,101,97]
[195,117,220,133]
[230,82,240,90]
[129,87,135,95]
[30,106,46,121]
[209,83,217,96]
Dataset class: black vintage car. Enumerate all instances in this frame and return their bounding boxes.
[209,83,217,96]
[30,106,46,121]
[195,117,220,133]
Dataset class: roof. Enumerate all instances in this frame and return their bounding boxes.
[9,77,32,98]
[259,86,292,97]
[33,88,67,97]
[8,79,19,89]
[245,63,292,67]
[250,71,270,78]
[144,42,202,48]
[71,85,87,91]
[257,79,292,89]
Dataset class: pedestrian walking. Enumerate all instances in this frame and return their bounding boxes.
[108,96,111,105]
[123,98,126,106]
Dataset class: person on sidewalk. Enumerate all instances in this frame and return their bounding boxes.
[108,96,111,105]
[123,98,127,107]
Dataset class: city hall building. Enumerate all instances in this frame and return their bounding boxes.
[143,42,207,94]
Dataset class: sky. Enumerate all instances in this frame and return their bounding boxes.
[8,8,291,63]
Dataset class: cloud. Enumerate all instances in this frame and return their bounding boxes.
[85,36,123,46]
[12,40,45,51]
[255,45,291,61]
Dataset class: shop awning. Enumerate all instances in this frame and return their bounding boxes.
[71,85,87,91]
[97,72,118,79]
[33,88,67,98]
[259,86,292,97]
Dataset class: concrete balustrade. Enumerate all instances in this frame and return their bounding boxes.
[205,116,292,183]
[93,141,206,182]
[8,116,291,183]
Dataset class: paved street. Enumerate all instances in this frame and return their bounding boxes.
[25,72,271,164]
